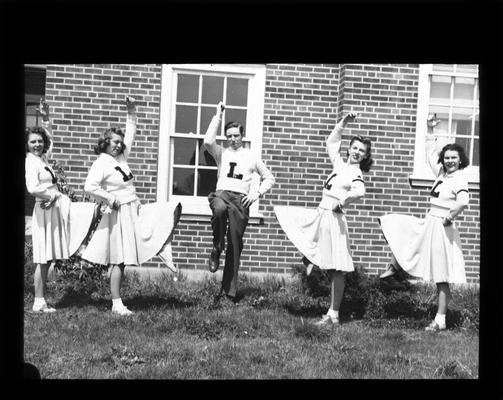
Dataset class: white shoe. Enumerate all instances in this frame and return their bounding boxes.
[158,252,178,273]
[380,264,397,279]
[32,303,56,313]
[425,320,446,332]
[315,314,339,326]
[112,305,133,316]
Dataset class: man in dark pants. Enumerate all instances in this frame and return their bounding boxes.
[203,102,275,302]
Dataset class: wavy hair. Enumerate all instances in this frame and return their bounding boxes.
[438,142,470,170]
[348,135,373,172]
[25,127,51,154]
[94,127,126,155]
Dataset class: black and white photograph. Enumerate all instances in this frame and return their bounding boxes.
[2,0,502,393]
[20,62,481,379]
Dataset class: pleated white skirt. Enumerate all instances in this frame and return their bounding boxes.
[81,201,181,266]
[31,195,96,264]
[379,213,466,284]
[274,205,354,271]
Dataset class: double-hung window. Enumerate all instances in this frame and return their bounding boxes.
[157,64,266,218]
[410,64,479,188]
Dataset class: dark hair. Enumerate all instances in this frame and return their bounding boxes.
[25,127,51,154]
[438,142,470,170]
[224,121,244,136]
[348,135,373,172]
[94,127,126,155]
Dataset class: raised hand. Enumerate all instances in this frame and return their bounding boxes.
[217,101,225,117]
[341,112,357,127]
[427,113,441,132]
[36,97,50,121]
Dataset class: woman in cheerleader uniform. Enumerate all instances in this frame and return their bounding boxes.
[274,112,373,326]
[379,114,470,331]
[25,99,96,313]
[81,97,182,316]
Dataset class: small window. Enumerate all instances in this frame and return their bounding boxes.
[157,64,266,216]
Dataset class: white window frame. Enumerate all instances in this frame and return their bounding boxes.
[157,64,267,219]
[409,64,479,190]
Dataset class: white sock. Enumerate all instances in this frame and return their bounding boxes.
[34,297,46,307]
[327,309,339,319]
[434,313,446,326]
[112,298,124,308]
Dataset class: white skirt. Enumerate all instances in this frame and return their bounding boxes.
[379,213,466,284]
[81,201,181,266]
[31,195,96,264]
[274,205,354,271]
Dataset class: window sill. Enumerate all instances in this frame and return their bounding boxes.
[409,175,480,191]
[179,212,266,225]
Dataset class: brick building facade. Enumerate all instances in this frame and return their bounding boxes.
[25,64,480,283]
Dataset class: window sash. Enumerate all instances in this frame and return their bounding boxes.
[157,64,266,216]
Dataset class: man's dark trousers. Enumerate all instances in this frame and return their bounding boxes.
[208,190,249,297]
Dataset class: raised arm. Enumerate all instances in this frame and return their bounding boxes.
[37,97,54,156]
[426,114,442,176]
[123,96,137,159]
[203,101,224,158]
[326,112,357,165]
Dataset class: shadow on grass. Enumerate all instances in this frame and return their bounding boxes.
[126,295,195,310]
[54,290,196,311]
[55,291,109,310]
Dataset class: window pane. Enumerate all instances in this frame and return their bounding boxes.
[453,77,475,106]
[474,112,479,135]
[455,137,470,158]
[175,105,198,134]
[200,106,216,135]
[472,138,479,166]
[452,107,473,136]
[198,139,217,166]
[429,75,451,104]
[432,64,454,73]
[26,115,37,128]
[456,64,478,74]
[172,168,195,196]
[226,78,248,107]
[173,138,196,165]
[177,74,199,103]
[224,108,247,133]
[197,169,218,196]
[428,105,450,134]
[202,75,224,104]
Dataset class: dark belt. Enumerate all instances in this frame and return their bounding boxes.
[223,190,245,196]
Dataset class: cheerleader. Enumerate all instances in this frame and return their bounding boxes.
[204,102,275,302]
[25,99,95,313]
[274,112,373,326]
[379,114,470,331]
[81,97,182,316]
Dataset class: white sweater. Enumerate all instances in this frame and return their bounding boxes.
[84,113,138,206]
[203,115,275,196]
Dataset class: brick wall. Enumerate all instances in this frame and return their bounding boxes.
[43,64,480,283]
[45,64,162,203]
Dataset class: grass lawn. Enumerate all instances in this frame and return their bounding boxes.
[23,271,479,379]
